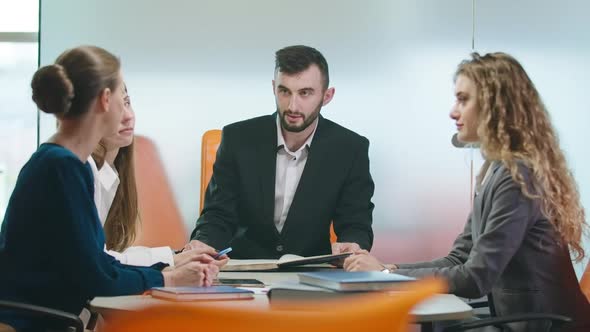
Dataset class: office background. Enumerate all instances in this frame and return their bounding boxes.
[1,0,589,276]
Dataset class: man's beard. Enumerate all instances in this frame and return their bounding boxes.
[278,102,322,133]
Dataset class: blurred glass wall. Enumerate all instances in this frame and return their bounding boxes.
[0,0,39,224]
[38,0,589,275]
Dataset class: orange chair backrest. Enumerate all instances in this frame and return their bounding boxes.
[105,278,447,332]
[580,261,590,303]
[133,135,187,249]
[200,129,222,213]
[330,224,337,243]
[0,323,15,332]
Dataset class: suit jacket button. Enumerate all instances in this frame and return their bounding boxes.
[276,245,284,252]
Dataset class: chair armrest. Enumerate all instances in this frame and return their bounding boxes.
[443,313,572,332]
[466,299,489,309]
[0,300,84,332]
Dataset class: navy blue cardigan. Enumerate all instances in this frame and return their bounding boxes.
[0,143,164,325]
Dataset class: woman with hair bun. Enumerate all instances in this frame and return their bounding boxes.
[0,46,219,329]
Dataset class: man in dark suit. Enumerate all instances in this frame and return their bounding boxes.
[186,45,375,259]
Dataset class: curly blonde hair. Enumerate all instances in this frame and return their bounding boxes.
[456,52,587,261]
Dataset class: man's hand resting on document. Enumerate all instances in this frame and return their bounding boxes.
[330,242,361,266]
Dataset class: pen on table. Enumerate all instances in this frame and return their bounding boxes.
[213,247,232,259]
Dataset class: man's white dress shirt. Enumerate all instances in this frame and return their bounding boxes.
[273,117,318,233]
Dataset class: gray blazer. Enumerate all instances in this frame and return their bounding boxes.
[396,161,590,332]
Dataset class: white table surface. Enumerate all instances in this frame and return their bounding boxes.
[91,271,473,324]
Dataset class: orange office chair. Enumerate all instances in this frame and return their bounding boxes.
[199,129,338,243]
[0,323,13,332]
[200,129,222,213]
[105,278,446,332]
[133,135,188,249]
[329,224,337,243]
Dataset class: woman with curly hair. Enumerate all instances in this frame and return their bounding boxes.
[344,52,590,331]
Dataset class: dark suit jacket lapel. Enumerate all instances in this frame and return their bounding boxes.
[473,161,504,236]
[280,115,329,238]
[257,114,279,235]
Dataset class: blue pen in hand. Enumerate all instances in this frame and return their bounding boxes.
[213,247,232,259]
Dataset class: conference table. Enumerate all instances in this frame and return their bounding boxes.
[90,271,473,332]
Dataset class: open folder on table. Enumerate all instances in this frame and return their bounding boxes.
[221,253,351,272]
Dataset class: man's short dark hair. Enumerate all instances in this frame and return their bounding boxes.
[275,45,329,89]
